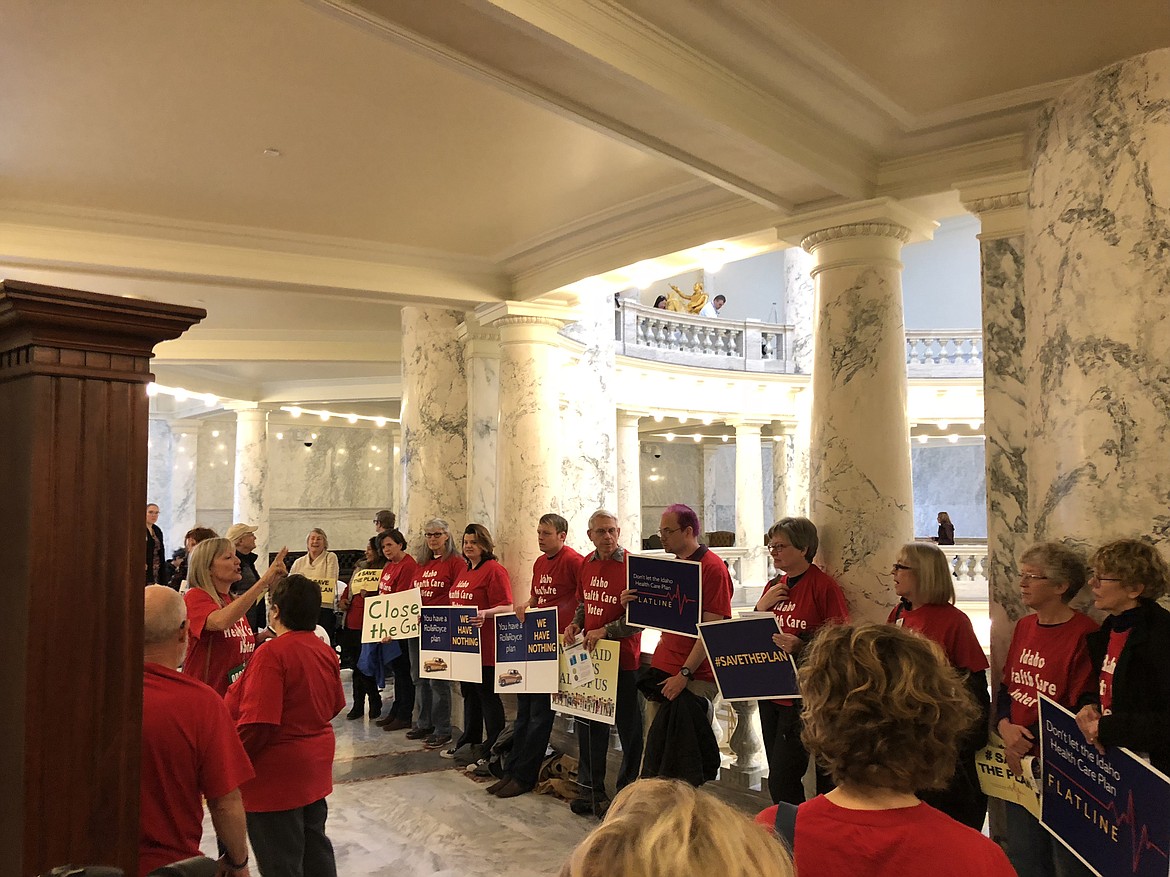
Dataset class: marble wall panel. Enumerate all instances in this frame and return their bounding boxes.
[268,426,392,510]
[197,421,236,516]
[641,442,702,545]
[146,418,174,535]
[911,442,988,539]
[168,422,201,548]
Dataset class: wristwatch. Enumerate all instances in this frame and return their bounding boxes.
[680,666,693,679]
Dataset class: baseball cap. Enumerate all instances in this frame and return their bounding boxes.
[225,523,258,543]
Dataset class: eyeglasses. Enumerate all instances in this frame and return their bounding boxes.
[424,531,445,538]
[657,527,680,537]
[1019,573,1049,582]
[766,543,789,553]
[1088,571,1123,583]
[892,563,913,571]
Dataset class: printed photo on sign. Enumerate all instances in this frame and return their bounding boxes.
[562,636,596,687]
[494,608,559,694]
[361,588,422,643]
[552,637,619,726]
[975,734,1041,819]
[697,613,799,701]
[1039,694,1170,877]
[418,605,482,684]
[625,553,702,638]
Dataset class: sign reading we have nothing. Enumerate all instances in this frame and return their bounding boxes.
[493,608,559,694]
[418,605,482,684]
[361,588,421,643]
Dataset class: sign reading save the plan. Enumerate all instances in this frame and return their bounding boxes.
[697,613,799,701]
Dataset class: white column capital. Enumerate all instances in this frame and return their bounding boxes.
[956,171,1030,240]
[475,300,571,333]
[457,314,501,358]
[730,418,770,434]
[617,410,643,429]
[168,419,202,436]
[776,197,937,251]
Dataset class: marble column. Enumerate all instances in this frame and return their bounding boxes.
[390,425,402,521]
[784,246,816,374]
[734,420,769,587]
[231,405,270,559]
[169,420,201,544]
[791,205,926,623]
[958,172,1030,679]
[616,411,643,549]
[770,422,793,524]
[399,308,468,542]
[461,319,500,530]
[1025,49,1170,557]
[481,305,566,592]
[702,443,720,535]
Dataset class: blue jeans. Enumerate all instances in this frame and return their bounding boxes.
[1004,800,1093,877]
[504,693,556,788]
[409,637,451,736]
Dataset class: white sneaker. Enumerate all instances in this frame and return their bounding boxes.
[439,747,457,759]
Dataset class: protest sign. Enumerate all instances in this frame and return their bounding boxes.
[418,605,482,683]
[975,734,1041,819]
[552,637,619,725]
[493,608,560,693]
[697,613,798,701]
[348,568,381,596]
[626,553,702,637]
[361,588,421,643]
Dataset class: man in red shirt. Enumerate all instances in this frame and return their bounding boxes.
[140,586,253,877]
[488,513,583,798]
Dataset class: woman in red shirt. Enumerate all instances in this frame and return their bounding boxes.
[183,537,287,696]
[338,536,383,719]
[444,523,513,768]
[376,528,420,731]
[888,541,989,829]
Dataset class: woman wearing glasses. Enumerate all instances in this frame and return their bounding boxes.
[888,541,989,829]
[997,543,1097,877]
[753,517,849,805]
[1075,539,1170,774]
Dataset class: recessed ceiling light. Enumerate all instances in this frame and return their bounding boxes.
[263,148,282,157]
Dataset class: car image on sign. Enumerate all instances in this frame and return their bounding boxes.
[498,668,523,686]
[423,657,448,673]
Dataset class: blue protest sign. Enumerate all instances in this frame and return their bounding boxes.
[494,608,559,693]
[697,613,799,701]
[625,553,702,638]
[1039,694,1170,877]
[418,606,481,683]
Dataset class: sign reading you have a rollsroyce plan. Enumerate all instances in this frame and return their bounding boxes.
[417,605,482,684]
[493,608,560,694]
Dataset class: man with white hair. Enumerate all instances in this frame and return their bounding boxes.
[140,585,254,877]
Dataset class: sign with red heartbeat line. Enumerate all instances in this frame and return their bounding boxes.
[625,553,703,638]
[1039,695,1170,877]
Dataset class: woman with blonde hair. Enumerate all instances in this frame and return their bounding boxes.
[888,540,989,828]
[290,527,340,646]
[757,623,1014,876]
[564,779,792,877]
[183,537,288,695]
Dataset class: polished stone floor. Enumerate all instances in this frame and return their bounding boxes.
[199,671,593,876]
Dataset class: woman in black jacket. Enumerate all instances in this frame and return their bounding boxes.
[1076,539,1170,773]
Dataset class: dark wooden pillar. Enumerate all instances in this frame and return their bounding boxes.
[0,281,204,877]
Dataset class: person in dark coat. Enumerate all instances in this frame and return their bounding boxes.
[146,503,171,588]
[936,511,955,545]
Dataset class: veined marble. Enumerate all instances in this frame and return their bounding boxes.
[615,412,643,548]
[785,247,815,375]
[400,308,468,543]
[198,421,237,521]
[146,417,175,537]
[641,442,702,545]
[734,422,768,586]
[268,425,392,510]
[804,223,915,624]
[702,444,730,534]
[463,325,500,531]
[168,421,201,548]
[233,407,270,560]
[771,428,791,522]
[911,442,987,540]
[1026,49,1170,560]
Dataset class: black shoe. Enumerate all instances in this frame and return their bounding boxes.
[346,706,363,720]
[368,701,382,720]
[570,795,609,817]
[406,726,434,740]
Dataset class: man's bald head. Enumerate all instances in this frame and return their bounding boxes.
[144,585,188,668]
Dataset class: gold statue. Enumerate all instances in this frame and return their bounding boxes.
[666,281,709,314]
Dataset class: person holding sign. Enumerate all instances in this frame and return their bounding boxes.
[1075,539,1170,773]
[996,542,1097,877]
[888,541,989,829]
[446,523,514,767]
[338,536,384,718]
[562,509,643,817]
[375,528,420,732]
[289,528,340,648]
[487,513,584,799]
[754,517,849,806]
[405,518,467,751]
[756,623,1015,876]
[183,537,289,696]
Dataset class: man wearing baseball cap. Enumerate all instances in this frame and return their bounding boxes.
[226,523,264,632]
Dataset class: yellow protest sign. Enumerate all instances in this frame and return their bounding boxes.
[552,638,619,726]
[977,734,1041,819]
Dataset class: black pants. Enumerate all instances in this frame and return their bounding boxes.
[316,608,336,647]
[246,797,336,877]
[386,649,414,719]
[351,668,381,715]
[576,668,643,799]
[504,693,556,789]
[759,700,834,805]
[457,665,505,754]
[337,627,361,671]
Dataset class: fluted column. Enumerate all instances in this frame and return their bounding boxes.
[169,420,201,545]
[480,304,566,591]
[616,411,643,548]
[460,318,500,530]
[399,307,468,541]
[786,203,929,623]
[231,405,269,558]
[1025,50,1170,560]
[734,420,768,587]
[958,172,1030,679]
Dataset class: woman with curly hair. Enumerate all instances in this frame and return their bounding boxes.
[1076,539,1170,773]
[757,623,1014,876]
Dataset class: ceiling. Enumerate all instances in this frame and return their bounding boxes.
[1,0,1166,408]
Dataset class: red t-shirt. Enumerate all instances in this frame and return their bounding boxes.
[651,546,733,681]
[379,554,421,594]
[1004,612,1099,730]
[577,550,643,670]
[183,588,257,696]
[411,554,468,605]
[1099,629,1131,715]
[888,602,988,673]
[531,545,585,624]
[450,558,513,665]
[756,796,1016,877]
[225,631,346,812]
[140,663,254,877]
[764,563,849,706]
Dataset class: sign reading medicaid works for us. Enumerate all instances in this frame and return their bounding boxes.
[1039,695,1170,877]
[417,605,482,684]
[493,608,559,694]
[697,613,799,701]
[552,637,619,726]
[361,588,422,643]
[975,734,1041,820]
[625,553,702,638]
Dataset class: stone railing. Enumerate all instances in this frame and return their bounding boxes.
[616,302,794,373]
[905,330,983,377]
